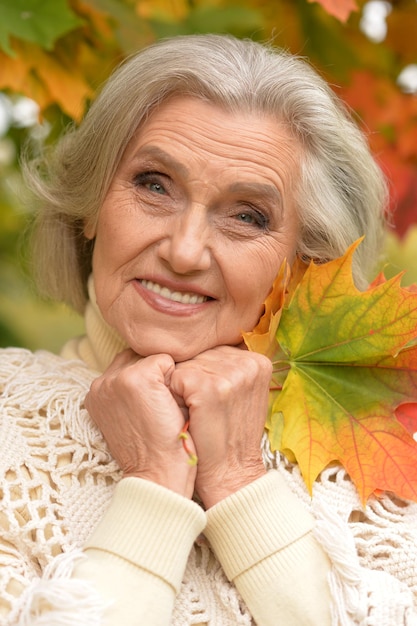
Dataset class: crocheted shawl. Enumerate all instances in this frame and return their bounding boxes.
[1,347,417,625]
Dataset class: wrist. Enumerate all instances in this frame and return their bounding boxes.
[124,460,197,499]
[198,465,267,508]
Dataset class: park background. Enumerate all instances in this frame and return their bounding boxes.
[0,0,416,353]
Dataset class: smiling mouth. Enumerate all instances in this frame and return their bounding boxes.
[139,280,209,304]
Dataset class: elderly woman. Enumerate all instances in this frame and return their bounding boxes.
[1,34,416,626]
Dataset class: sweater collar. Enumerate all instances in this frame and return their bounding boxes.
[61,275,127,372]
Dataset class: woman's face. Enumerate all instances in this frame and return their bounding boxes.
[88,96,301,362]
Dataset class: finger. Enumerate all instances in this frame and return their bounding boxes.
[170,388,190,421]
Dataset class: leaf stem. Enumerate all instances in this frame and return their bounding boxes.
[179,421,198,466]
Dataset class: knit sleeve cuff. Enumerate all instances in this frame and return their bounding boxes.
[85,477,206,593]
[204,470,314,581]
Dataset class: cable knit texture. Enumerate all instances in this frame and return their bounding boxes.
[1,279,417,625]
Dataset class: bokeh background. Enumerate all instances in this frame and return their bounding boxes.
[1,0,416,353]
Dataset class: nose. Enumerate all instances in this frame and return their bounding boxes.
[158,204,211,274]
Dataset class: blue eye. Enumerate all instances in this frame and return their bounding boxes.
[147,181,165,194]
[238,212,256,224]
[237,210,268,230]
[134,171,167,194]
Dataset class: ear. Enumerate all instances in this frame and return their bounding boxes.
[83,217,96,240]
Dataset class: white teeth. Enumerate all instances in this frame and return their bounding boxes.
[140,280,207,304]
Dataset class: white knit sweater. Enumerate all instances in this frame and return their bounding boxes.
[1,287,417,625]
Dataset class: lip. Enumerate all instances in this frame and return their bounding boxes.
[132,277,215,316]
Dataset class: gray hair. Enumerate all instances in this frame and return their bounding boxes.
[25,33,387,312]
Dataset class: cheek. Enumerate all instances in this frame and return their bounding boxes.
[93,218,136,271]
[230,240,294,311]
[227,257,276,314]
[247,245,289,287]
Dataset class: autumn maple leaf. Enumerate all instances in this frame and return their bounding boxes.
[244,240,417,503]
[307,0,358,22]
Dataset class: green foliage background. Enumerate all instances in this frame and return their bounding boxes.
[1,0,416,353]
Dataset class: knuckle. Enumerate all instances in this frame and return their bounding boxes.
[116,368,140,392]
[239,352,272,381]
[88,375,103,397]
[250,352,273,377]
[216,377,234,399]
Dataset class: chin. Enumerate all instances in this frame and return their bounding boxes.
[129,339,203,363]
[124,328,243,362]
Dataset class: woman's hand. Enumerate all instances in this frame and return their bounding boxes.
[170,346,271,508]
[85,349,197,498]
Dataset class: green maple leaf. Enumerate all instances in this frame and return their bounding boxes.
[244,240,417,503]
[0,0,83,57]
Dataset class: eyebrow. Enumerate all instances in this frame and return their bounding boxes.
[229,182,282,210]
[132,146,190,178]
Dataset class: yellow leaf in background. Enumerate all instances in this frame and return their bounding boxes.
[31,47,93,121]
[0,47,31,93]
[136,0,189,21]
[74,0,115,42]
[0,40,93,120]
[0,47,54,111]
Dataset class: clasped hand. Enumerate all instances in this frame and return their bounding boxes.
[84,346,272,508]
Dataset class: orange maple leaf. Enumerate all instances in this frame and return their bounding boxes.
[244,240,417,503]
[0,40,93,121]
[307,0,358,22]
